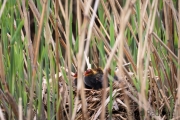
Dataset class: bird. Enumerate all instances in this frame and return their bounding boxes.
[73,67,118,90]
[84,68,104,90]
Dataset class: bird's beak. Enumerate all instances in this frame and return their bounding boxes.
[72,73,77,78]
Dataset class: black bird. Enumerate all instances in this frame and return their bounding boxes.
[84,68,104,90]
[73,68,118,90]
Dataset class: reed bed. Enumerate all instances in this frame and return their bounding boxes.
[0,0,179,119]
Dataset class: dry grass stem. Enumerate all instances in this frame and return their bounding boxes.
[27,0,47,119]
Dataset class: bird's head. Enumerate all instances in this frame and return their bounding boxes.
[94,67,103,74]
[84,69,96,76]
[84,67,103,76]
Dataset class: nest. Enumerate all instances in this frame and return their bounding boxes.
[63,80,140,120]
[42,73,141,120]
